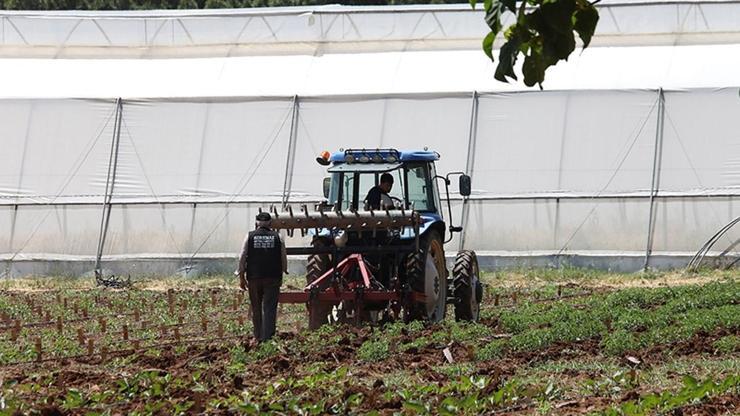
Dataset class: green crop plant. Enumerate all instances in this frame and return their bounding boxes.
[605,374,740,415]
[713,335,739,354]
[601,330,641,356]
[357,339,389,362]
[474,339,508,361]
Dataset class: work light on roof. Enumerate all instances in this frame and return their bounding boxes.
[343,148,401,164]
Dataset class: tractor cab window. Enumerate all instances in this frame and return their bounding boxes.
[333,169,406,211]
[386,169,405,204]
[359,169,404,210]
[406,163,434,212]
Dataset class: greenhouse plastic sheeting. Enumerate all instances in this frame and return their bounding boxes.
[463,198,651,252]
[0,88,738,262]
[3,44,740,99]
[473,91,659,195]
[115,99,294,200]
[0,99,118,204]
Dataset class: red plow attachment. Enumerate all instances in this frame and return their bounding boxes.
[278,253,424,323]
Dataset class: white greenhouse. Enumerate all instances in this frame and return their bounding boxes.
[1,0,739,276]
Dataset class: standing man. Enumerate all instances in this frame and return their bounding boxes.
[364,172,395,210]
[237,212,287,342]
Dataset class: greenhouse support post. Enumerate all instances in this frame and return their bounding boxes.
[94,98,123,275]
[644,88,665,271]
[459,91,479,251]
[553,93,572,254]
[5,103,34,278]
[190,104,212,252]
[282,95,300,208]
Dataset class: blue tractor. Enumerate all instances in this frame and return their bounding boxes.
[272,148,482,329]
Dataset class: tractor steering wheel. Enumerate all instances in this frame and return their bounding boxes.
[390,196,405,210]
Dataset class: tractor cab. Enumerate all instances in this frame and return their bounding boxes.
[319,148,471,243]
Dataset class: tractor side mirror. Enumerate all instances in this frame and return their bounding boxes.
[322,177,331,199]
[459,174,471,197]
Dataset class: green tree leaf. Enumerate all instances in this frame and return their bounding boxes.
[484,1,505,37]
[494,38,519,82]
[573,2,600,48]
[482,31,495,61]
[522,53,545,88]
[501,0,515,13]
[474,0,600,88]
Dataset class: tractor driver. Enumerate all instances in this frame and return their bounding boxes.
[364,172,394,211]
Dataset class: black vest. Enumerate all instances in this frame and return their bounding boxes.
[246,227,282,280]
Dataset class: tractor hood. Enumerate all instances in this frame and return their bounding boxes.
[399,212,443,240]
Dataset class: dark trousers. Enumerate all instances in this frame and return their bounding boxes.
[247,278,282,342]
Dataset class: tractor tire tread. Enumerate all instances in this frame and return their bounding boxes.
[453,250,480,322]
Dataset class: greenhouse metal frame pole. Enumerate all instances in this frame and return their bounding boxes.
[94,98,123,275]
[189,104,212,252]
[282,95,300,208]
[553,93,572,251]
[5,103,34,278]
[644,88,665,271]
[459,91,479,251]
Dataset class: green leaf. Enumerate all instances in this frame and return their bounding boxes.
[545,30,576,63]
[502,0,516,13]
[683,375,698,389]
[470,0,477,9]
[268,403,285,411]
[494,38,520,82]
[403,401,427,413]
[573,3,599,48]
[541,0,577,35]
[484,3,504,35]
[482,31,495,61]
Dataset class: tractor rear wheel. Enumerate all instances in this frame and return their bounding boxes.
[406,230,447,322]
[306,238,334,330]
[453,250,482,322]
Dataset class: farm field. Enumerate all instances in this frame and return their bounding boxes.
[0,269,737,415]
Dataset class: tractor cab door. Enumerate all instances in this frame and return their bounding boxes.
[404,162,438,213]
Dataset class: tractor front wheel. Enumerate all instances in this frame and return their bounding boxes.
[452,250,482,322]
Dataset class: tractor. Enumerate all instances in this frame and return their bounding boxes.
[271,148,483,329]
